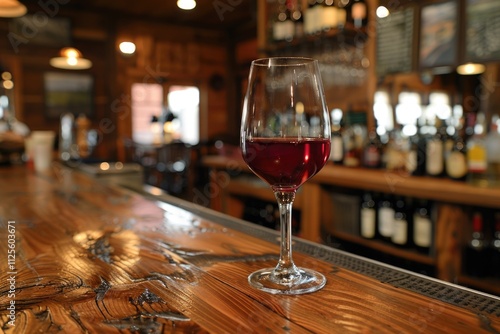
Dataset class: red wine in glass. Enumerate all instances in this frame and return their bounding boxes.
[243,137,331,192]
[241,57,331,294]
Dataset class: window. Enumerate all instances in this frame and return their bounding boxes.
[131,83,199,145]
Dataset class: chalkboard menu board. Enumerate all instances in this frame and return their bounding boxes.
[465,0,500,62]
[376,8,414,77]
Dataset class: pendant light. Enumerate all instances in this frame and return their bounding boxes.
[0,0,27,18]
[50,47,92,70]
[456,62,485,76]
[177,0,196,10]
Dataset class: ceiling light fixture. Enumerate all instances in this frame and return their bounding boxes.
[177,0,196,10]
[0,0,27,18]
[119,41,136,55]
[456,62,486,75]
[50,47,92,70]
[376,6,389,18]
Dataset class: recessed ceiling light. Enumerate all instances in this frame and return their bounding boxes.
[376,6,389,18]
[119,41,136,55]
[177,0,196,10]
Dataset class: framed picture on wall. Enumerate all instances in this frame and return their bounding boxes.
[9,16,71,48]
[44,72,93,119]
[419,0,458,70]
[465,0,500,62]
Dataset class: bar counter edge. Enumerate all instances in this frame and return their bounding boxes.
[116,172,500,317]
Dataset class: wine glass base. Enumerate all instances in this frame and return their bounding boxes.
[248,267,326,295]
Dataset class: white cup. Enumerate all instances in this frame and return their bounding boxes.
[31,131,56,173]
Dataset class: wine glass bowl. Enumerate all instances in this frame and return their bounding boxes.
[241,57,331,294]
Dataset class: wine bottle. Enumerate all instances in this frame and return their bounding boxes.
[343,126,360,167]
[272,0,287,41]
[351,0,367,29]
[378,193,394,242]
[463,212,487,277]
[321,0,338,32]
[336,0,347,28]
[405,133,418,175]
[291,0,304,39]
[445,123,467,181]
[360,192,377,239]
[443,121,455,167]
[282,0,295,41]
[304,0,321,35]
[490,212,500,279]
[413,199,433,254]
[426,118,444,177]
[330,123,344,164]
[485,115,500,186]
[363,130,382,169]
[467,112,488,185]
[412,117,428,176]
[392,196,410,247]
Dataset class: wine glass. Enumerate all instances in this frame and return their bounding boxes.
[241,57,331,294]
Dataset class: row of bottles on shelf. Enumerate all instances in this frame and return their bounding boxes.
[329,107,500,186]
[359,192,500,279]
[359,192,434,254]
[463,209,500,279]
[271,0,368,43]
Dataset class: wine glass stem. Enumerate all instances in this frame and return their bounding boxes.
[274,191,300,281]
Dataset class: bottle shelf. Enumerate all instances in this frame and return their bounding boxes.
[328,230,436,266]
[203,155,500,296]
[313,164,500,209]
[265,24,367,55]
[225,176,304,211]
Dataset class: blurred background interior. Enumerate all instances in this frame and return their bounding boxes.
[1,0,500,296]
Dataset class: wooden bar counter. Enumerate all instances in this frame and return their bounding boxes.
[0,164,499,333]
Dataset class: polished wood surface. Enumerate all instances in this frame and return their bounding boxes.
[0,164,499,333]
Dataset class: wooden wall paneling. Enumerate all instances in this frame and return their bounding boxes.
[116,20,227,45]
[482,63,500,121]
[0,6,119,160]
[0,4,252,162]
[256,0,267,57]
[235,39,258,65]
[135,35,154,70]
[199,45,227,64]
[169,43,185,73]
[186,43,201,75]
[113,22,231,158]
[301,182,322,242]
[199,79,209,142]
[155,41,174,73]
[435,203,467,283]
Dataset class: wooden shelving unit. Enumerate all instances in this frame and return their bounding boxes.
[219,0,500,296]
[203,155,500,209]
[202,155,500,295]
[313,165,500,209]
[331,230,436,266]
[264,25,368,55]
